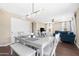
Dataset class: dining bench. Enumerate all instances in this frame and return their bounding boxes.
[10,43,36,56]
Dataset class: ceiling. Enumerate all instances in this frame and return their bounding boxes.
[0,3,79,22]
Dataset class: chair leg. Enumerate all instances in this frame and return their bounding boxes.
[36,49,41,56]
[36,50,38,56]
[53,52,56,56]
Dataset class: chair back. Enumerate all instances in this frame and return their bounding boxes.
[50,35,59,56]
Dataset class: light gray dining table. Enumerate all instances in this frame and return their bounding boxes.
[20,36,54,56]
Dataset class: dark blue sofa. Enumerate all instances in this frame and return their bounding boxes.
[60,31,75,44]
[53,31,75,44]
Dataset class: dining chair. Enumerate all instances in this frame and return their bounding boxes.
[40,34,60,56]
[43,38,58,56]
[50,36,59,56]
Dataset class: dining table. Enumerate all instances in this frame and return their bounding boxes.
[19,36,54,56]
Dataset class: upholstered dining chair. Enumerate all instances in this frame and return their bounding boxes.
[36,36,59,56]
[43,37,59,56]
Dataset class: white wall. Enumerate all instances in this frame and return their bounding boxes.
[71,16,76,34]
[0,9,11,46]
[11,17,32,43]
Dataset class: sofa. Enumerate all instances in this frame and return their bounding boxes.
[53,31,75,44]
[60,31,75,44]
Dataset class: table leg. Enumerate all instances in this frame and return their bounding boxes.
[11,48,13,55]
